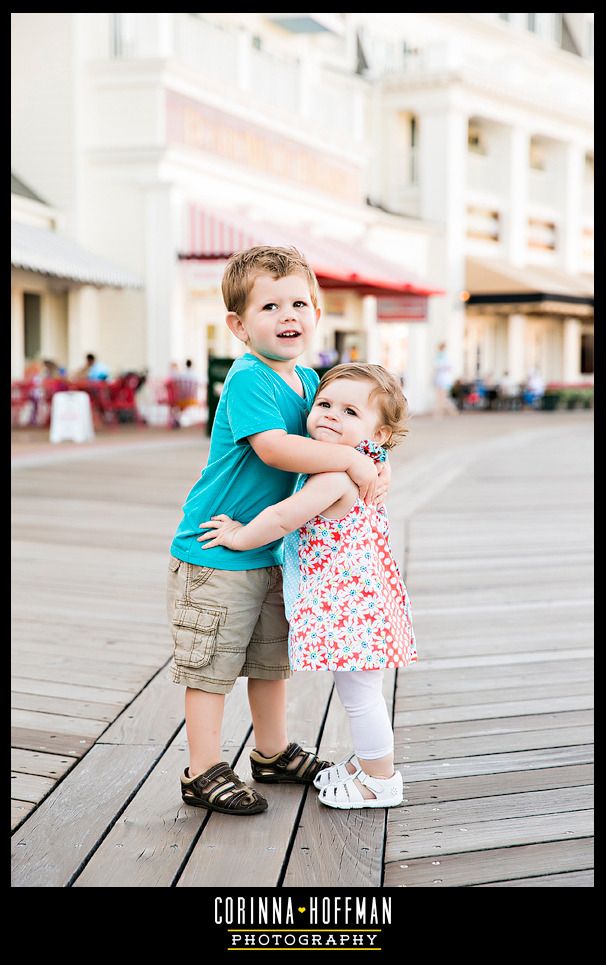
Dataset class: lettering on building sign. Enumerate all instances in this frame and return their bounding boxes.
[166,90,363,202]
[377,295,428,323]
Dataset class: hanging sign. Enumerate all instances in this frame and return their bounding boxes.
[377,295,428,322]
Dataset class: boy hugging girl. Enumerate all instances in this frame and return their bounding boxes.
[168,246,415,815]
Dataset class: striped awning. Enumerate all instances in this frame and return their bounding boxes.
[180,203,443,298]
[11,221,143,289]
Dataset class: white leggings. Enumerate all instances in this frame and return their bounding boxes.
[332,670,394,760]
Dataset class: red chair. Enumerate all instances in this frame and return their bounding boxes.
[165,377,200,428]
[11,380,37,427]
[105,374,145,424]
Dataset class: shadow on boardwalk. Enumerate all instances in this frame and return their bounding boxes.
[11,412,593,887]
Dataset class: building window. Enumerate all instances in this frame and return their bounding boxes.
[410,115,418,183]
[468,120,486,156]
[23,293,41,361]
[466,206,500,242]
[580,333,594,375]
[527,218,557,251]
[529,139,546,171]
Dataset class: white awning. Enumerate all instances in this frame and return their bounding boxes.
[466,257,593,299]
[11,221,143,289]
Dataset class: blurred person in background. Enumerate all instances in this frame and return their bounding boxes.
[73,352,109,381]
[523,367,545,408]
[432,341,458,417]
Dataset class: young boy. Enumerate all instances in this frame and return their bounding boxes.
[168,245,386,815]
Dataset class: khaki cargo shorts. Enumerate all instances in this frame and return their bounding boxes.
[167,555,291,694]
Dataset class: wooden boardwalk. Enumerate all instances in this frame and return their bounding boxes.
[11,412,593,887]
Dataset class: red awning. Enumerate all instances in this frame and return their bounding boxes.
[180,203,443,299]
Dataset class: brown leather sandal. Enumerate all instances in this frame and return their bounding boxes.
[250,742,333,784]
[181,762,268,814]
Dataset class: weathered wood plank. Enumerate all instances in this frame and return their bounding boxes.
[11,771,55,804]
[388,764,593,807]
[10,675,137,703]
[11,748,76,780]
[384,838,594,888]
[11,690,123,722]
[395,725,594,762]
[10,664,153,690]
[411,649,593,670]
[388,785,593,833]
[478,870,594,887]
[97,667,185,747]
[12,800,36,831]
[11,745,160,887]
[176,673,335,888]
[11,727,95,757]
[394,710,593,743]
[394,684,593,715]
[11,708,108,738]
[72,678,253,888]
[394,695,593,726]
[385,809,593,863]
[282,672,396,889]
[70,671,335,888]
[14,642,167,669]
[397,745,593,784]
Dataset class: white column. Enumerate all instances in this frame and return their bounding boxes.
[417,108,467,379]
[562,316,581,383]
[236,28,251,92]
[507,313,526,382]
[11,285,25,379]
[144,184,179,376]
[67,286,99,373]
[155,13,174,57]
[560,143,584,275]
[362,295,381,364]
[505,127,530,267]
[404,322,430,415]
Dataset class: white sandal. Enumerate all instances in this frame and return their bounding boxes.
[318,769,403,810]
[313,753,361,789]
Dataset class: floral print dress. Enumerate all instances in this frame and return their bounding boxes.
[282,441,417,672]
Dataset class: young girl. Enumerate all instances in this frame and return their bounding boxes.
[198,364,416,810]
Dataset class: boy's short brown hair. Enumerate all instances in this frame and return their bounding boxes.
[317,363,409,449]
[222,245,320,316]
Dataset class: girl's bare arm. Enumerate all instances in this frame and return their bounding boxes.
[198,472,351,551]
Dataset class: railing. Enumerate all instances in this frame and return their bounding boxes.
[173,13,237,89]
[170,14,366,144]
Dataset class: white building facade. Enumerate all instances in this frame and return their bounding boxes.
[11,13,593,413]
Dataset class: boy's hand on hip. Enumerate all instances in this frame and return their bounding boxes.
[198,515,244,550]
[347,450,379,505]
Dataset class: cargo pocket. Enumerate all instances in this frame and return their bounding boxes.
[171,605,221,670]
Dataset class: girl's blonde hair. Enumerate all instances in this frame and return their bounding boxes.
[317,363,409,449]
[222,245,320,316]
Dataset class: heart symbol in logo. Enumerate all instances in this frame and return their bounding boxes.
[298,907,306,913]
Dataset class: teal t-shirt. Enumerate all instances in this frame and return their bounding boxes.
[170,353,319,570]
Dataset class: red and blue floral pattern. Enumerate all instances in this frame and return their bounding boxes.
[288,498,417,672]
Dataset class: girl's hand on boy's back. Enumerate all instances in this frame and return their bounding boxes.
[198,515,244,550]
